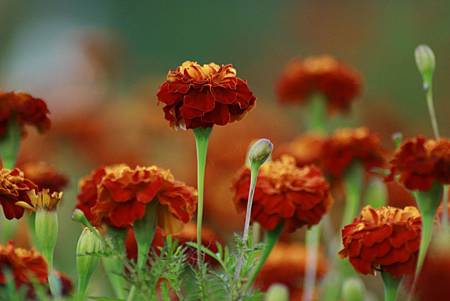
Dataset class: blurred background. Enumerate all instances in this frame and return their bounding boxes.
[0,0,449,298]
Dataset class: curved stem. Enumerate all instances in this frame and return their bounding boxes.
[381,272,401,301]
[303,224,321,301]
[244,222,284,292]
[425,87,440,139]
[193,127,212,261]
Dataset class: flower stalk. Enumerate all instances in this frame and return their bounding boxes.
[303,224,321,301]
[0,119,21,169]
[381,272,401,301]
[342,164,364,227]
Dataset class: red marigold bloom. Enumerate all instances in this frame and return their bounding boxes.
[276,55,362,113]
[0,242,48,290]
[233,156,333,232]
[321,127,387,178]
[389,136,450,191]
[0,91,51,137]
[275,133,325,167]
[0,168,37,219]
[157,61,256,129]
[256,242,327,294]
[76,164,197,230]
[18,161,68,193]
[339,206,421,277]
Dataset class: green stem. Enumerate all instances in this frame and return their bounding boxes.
[303,224,321,301]
[126,286,136,301]
[134,202,157,269]
[306,96,327,134]
[193,127,212,261]
[381,272,401,301]
[342,165,364,227]
[244,222,284,292]
[413,183,442,277]
[425,86,440,139]
[0,119,21,169]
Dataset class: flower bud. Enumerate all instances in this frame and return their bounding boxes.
[264,284,289,301]
[342,277,365,301]
[72,208,92,228]
[247,138,273,167]
[76,227,103,300]
[415,44,435,90]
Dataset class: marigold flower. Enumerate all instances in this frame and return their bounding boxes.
[339,206,421,277]
[233,156,333,232]
[256,242,327,292]
[276,55,362,112]
[157,61,256,129]
[0,91,51,137]
[76,164,197,230]
[16,189,63,211]
[18,161,68,193]
[321,127,386,178]
[0,168,37,219]
[389,136,450,191]
[275,133,325,167]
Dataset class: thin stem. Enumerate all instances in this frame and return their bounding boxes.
[126,286,136,301]
[193,127,212,261]
[442,185,449,230]
[0,119,21,169]
[425,87,440,139]
[244,222,284,292]
[307,96,327,134]
[381,272,401,301]
[342,165,364,227]
[303,224,321,301]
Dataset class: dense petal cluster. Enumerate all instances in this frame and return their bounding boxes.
[256,242,327,294]
[157,61,256,129]
[233,156,333,232]
[76,164,197,229]
[339,206,421,277]
[389,136,450,191]
[321,127,386,177]
[276,55,362,112]
[0,168,37,219]
[0,91,51,137]
[19,161,68,193]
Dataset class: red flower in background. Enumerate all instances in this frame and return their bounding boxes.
[233,156,333,232]
[0,91,51,137]
[339,206,421,277]
[389,137,450,191]
[275,133,325,167]
[276,55,362,113]
[157,61,256,129]
[76,164,197,230]
[321,127,386,178]
[0,168,37,219]
[18,161,68,193]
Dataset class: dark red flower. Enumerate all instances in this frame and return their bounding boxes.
[339,206,421,277]
[76,164,197,230]
[157,61,256,129]
[0,168,37,219]
[321,127,387,178]
[389,137,450,191]
[18,161,68,193]
[233,156,333,232]
[276,55,362,113]
[0,91,51,137]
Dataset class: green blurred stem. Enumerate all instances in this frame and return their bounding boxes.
[307,96,327,134]
[193,127,212,261]
[381,272,401,301]
[413,183,442,277]
[0,119,21,169]
[425,86,440,139]
[134,202,157,269]
[303,224,321,301]
[342,165,364,227]
[244,222,284,292]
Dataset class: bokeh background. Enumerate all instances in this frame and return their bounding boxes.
[0,0,449,297]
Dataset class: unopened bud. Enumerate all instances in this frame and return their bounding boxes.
[415,44,435,90]
[72,209,92,229]
[264,284,289,301]
[248,138,273,167]
[342,277,365,301]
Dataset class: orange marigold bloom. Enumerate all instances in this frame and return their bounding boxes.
[276,55,362,113]
[157,61,256,129]
[389,136,450,191]
[339,206,421,277]
[275,133,325,167]
[256,242,327,294]
[0,91,51,137]
[321,127,386,178]
[0,242,48,291]
[18,161,68,193]
[76,164,197,230]
[233,156,333,232]
[0,168,37,219]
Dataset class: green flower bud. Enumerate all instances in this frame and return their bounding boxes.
[247,138,273,167]
[415,44,435,90]
[72,209,92,227]
[76,227,103,301]
[265,284,289,301]
[342,277,365,301]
